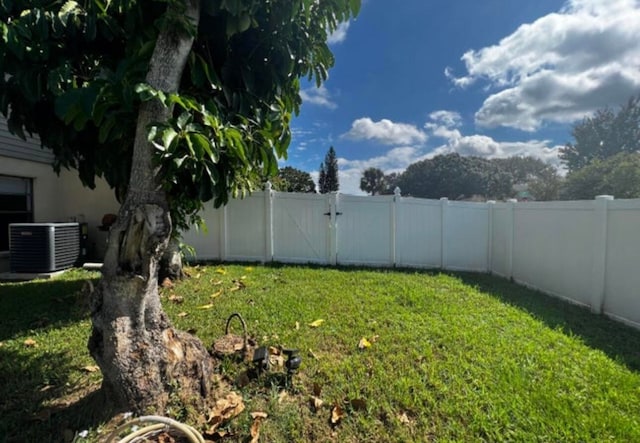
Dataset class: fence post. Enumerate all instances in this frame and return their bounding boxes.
[391,187,401,266]
[329,192,339,266]
[505,199,517,280]
[591,195,613,314]
[487,200,496,273]
[440,197,449,269]
[264,182,273,263]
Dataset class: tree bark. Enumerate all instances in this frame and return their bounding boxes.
[88,0,217,416]
[159,236,185,282]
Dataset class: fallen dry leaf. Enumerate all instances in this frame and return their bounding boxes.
[358,337,372,350]
[250,411,268,419]
[161,278,174,289]
[197,303,214,310]
[250,416,264,443]
[177,312,189,318]
[207,392,245,431]
[295,321,300,330]
[309,396,324,413]
[39,384,54,392]
[168,294,184,304]
[211,279,224,285]
[398,412,412,425]
[330,403,345,425]
[215,268,227,275]
[229,280,246,292]
[308,349,320,360]
[81,365,100,373]
[211,289,223,299]
[308,319,325,328]
[244,267,254,272]
[24,338,38,347]
[371,334,380,343]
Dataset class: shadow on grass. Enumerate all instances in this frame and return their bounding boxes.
[0,346,113,443]
[0,277,97,341]
[456,272,640,372]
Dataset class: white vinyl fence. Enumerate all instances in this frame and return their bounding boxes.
[182,188,640,329]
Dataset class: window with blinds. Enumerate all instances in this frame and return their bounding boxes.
[0,175,33,251]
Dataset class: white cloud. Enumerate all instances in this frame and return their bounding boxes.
[448,0,640,130]
[425,118,563,169]
[327,22,351,45]
[299,85,338,109]
[342,118,428,145]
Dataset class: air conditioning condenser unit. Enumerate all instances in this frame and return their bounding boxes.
[9,223,81,273]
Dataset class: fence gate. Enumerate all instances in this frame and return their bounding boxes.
[271,192,331,264]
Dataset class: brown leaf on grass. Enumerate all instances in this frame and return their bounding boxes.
[39,384,54,392]
[250,415,264,443]
[168,294,184,304]
[215,268,227,275]
[177,312,189,318]
[350,398,367,411]
[207,392,245,431]
[211,279,224,285]
[309,396,324,413]
[81,365,100,373]
[295,321,300,330]
[229,280,246,292]
[398,412,412,425]
[358,337,372,349]
[308,349,319,360]
[198,303,214,310]
[268,346,280,355]
[330,403,345,425]
[308,319,324,328]
[161,278,174,289]
[24,338,38,347]
[211,289,223,299]
[250,412,268,419]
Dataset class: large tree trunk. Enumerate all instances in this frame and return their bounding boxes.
[88,0,216,416]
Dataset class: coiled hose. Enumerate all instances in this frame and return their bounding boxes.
[104,415,204,443]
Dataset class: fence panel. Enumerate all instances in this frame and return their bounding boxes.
[224,192,268,261]
[272,193,330,264]
[337,194,394,266]
[444,202,489,272]
[490,204,511,278]
[511,201,595,306]
[395,198,442,268]
[603,199,640,326]
[181,205,222,260]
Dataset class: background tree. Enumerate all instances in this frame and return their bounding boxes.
[492,156,562,201]
[561,152,640,200]
[397,153,512,200]
[1,0,359,416]
[318,146,339,193]
[560,96,640,173]
[381,172,400,195]
[274,166,316,193]
[360,167,386,195]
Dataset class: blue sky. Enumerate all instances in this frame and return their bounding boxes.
[282,0,640,195]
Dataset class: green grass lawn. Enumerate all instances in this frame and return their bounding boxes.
[1,264,639,442]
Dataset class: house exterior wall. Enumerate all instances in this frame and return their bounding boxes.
[0,117,119,262]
